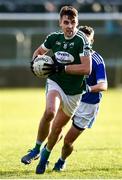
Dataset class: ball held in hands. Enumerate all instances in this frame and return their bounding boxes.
[30,55,54,78]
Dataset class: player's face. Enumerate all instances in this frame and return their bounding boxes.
[59,15,78,38]
[86,32,94,45]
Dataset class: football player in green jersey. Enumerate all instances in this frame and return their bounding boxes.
[21,6,92,174]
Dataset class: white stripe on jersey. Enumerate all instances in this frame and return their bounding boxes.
[97,79,107,83]
[48,31,63,36]
[45,31,63,39]
[76,30,89,45]
[92,52,105,65]
[43,31,63,45]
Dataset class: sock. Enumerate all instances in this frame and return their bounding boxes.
[34,140,42,152]
[60,157,65,163]
[41,147,51,163]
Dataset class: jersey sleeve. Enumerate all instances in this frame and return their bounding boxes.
[95,61,107,83]
[77,30,91,56]
[41,33,57,50]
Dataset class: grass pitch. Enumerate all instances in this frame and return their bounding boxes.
[0,88,122,179]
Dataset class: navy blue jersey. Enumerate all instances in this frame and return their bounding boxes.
[81,51,107,104]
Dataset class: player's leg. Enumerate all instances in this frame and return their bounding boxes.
[53,125,84,171]
[36,90,61,142]
[53,102,99,171]
[62,125,84,160]
[21,90,61,165]
[47,107,70,150]
[35,86,82,174]
[36,107,70,174]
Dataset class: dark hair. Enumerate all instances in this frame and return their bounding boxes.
[78,26,94,36]
[59,6,78,19]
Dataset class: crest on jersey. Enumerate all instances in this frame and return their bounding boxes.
[63,43,68,49]
[69,42,74,48]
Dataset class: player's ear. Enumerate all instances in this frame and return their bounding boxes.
[91,38,94,45]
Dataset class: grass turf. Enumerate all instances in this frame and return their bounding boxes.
[0,88,122,179]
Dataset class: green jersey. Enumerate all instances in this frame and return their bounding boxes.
[42,30,90,95]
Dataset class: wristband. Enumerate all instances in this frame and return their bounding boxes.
[83,49,91,56]
[83,44,91,56]
[86,85,92,92]
[88,85,92,92]
[64,65,67,72]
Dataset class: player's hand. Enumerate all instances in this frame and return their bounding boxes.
[41,63,55,76]
[43,63,65,72]
[86,84,91,92]
[42,61,65,76]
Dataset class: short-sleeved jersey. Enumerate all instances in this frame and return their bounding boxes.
[41,30,90,95]
[81,51,107,104]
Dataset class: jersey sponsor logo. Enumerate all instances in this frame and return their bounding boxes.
[55,51,74,64]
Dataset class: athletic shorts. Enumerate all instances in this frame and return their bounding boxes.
[46,79,82,117]
[72,101,99,130]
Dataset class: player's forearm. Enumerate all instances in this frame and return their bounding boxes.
[65,64,89,75]
[65,56,92,75]
[32,47,47,59]
[90,82,108,92]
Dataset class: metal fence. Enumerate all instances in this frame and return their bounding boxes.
[0,13,122,87]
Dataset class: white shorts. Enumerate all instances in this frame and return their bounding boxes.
[72,101,99,129]
[46,79,82,117]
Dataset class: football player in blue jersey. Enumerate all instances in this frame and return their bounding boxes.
[53,25,108,171]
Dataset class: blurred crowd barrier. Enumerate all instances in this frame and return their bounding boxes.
[0,13,122,87]
[0,0,122,13]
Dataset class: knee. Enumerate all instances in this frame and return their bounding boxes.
[44,108,55,122]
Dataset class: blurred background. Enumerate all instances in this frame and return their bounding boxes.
[0,0,122,88]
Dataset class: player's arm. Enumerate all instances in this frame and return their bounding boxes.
[65,56,92,75]
[47,55,92,76]
[51,40,92,75]
[65,32,92,75]
[87,60,108,92]
[50,48,92,75]
[89,81,108,93]
[32,46,48,60]
[33,32,57,60]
